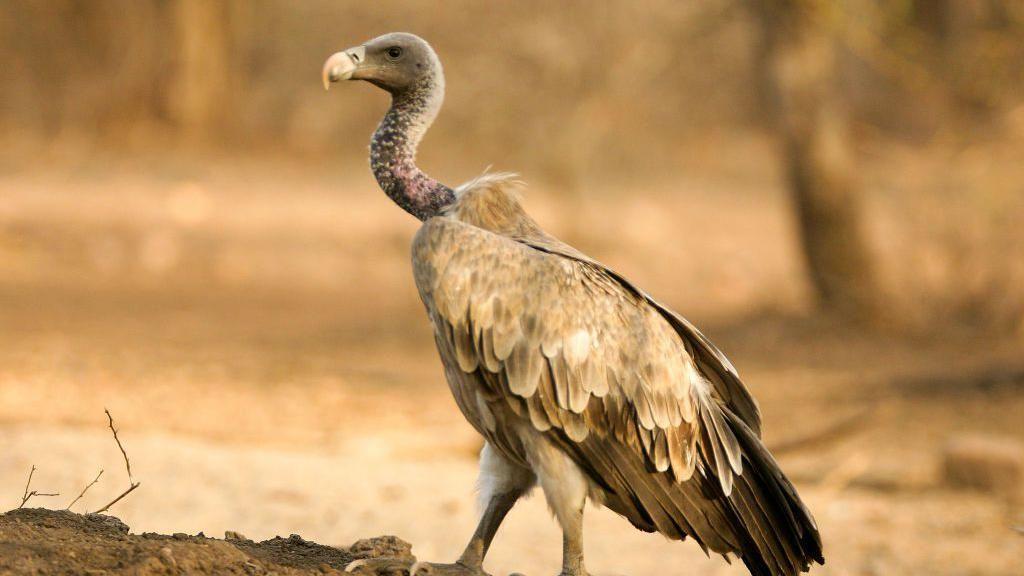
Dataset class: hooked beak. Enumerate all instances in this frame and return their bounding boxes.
[322,46,366,90]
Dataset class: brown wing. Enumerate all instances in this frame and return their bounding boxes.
[412,216,822,575]
[413,216,732,480]
[509,230,762,437]
[446,175,761,436]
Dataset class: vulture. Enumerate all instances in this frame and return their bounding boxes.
[323,33,824,576]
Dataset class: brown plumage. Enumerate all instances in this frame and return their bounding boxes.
[416,176,823,575]
[325,32,823,576]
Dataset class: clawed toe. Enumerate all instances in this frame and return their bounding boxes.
[409,561,490,576]
[344,558,493,576]
[344,557,416,575]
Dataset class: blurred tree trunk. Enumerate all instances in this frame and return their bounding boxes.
[750,0,881,319]
[912,0,954,46]
[168,0,234,138]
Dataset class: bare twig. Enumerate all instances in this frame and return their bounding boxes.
[20,465,35,504]
[65,470,104,511]
[94,482,140,514]
[20,492,60,507]
[93,409,140,514]
[105,408,134,483]
[18,465,59,509]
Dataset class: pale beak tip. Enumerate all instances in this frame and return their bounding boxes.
[322,51,358,92]
[322,65,339,91]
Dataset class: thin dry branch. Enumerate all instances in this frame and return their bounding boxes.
[105,408,134,483]
[94,482,140,514]
[93,408,140,514]
[65,469,104,511]
[18,465,59,509]
[20,465,35,503]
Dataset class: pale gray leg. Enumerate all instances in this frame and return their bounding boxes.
[407,443,535,576]
[558,505,588,576]
[457,489,526,568]
[526,434,592,576]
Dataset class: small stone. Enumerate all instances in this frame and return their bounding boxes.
[84,513,130,534]
[348,535,413,560]
[172,532,189,540]
[225,530,250,542]
[942,434,1024,500]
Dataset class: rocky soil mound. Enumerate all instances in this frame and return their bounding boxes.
[0,508,414,575]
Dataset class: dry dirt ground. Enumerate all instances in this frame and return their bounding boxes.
[1,156,1023,575]
[0,507,413,575]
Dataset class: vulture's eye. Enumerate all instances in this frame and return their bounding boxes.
[386,46,404,60]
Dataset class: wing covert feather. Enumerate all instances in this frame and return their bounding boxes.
[413,217,740,492]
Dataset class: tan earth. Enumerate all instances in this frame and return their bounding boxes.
[1,158,1023,575]
[0,507,414,575]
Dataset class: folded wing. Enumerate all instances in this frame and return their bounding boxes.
[412,214,822,575]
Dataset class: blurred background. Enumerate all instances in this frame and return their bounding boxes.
[1,1,1022,575]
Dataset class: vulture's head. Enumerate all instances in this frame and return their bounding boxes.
[322,32,441,96]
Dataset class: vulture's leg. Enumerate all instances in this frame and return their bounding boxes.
[456,491,522,566]
[408,443,535,576]
[557,505,587,576]
[532,441,592,576]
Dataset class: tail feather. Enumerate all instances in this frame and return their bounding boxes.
[723,409,824,575]
[558,408,824,575]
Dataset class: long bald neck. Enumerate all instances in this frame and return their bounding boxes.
[370,72,454,221]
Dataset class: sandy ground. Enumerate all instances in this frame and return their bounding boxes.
[1,160,1023,575]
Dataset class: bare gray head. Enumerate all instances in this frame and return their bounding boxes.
[323,33,453,220]
[324,32,442,97]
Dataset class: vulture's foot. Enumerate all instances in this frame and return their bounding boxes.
[408,561,491,576]
[343,557,417,575]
